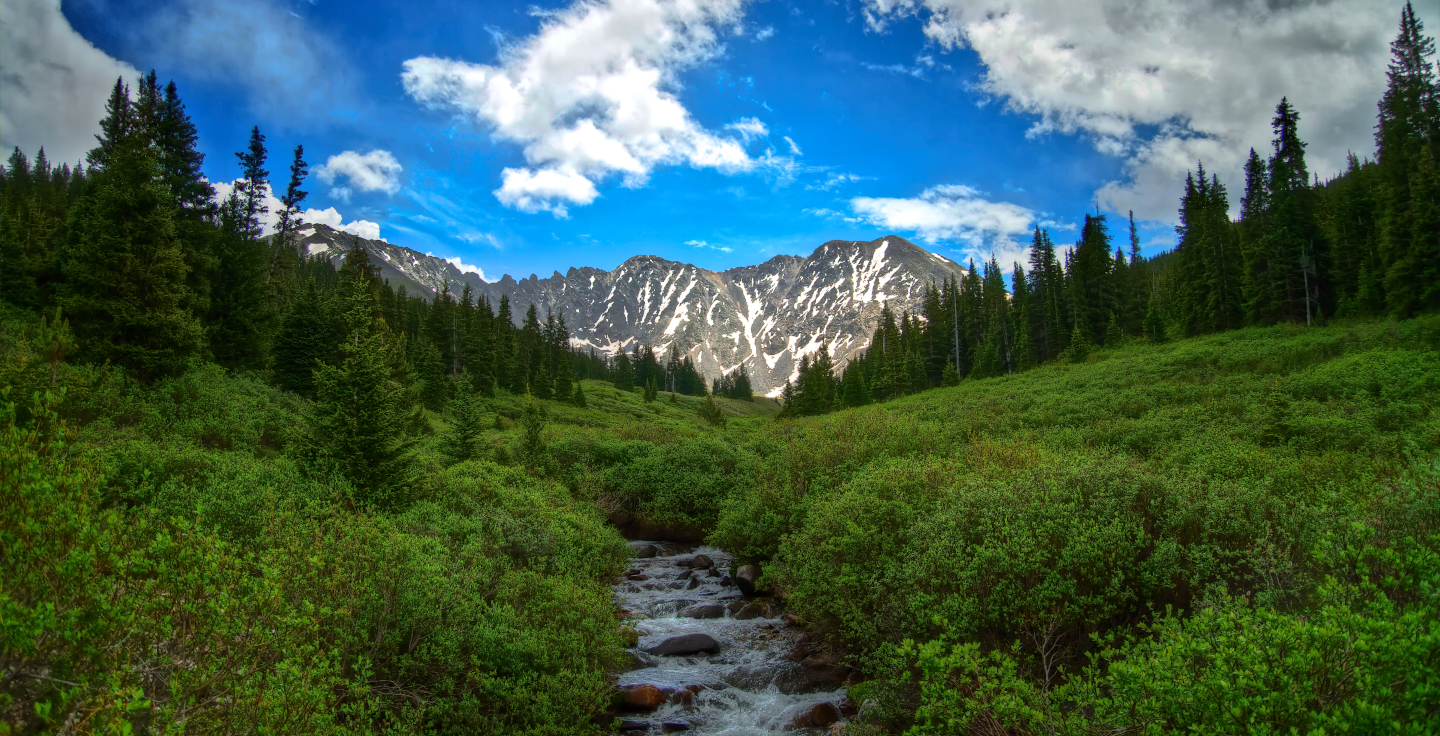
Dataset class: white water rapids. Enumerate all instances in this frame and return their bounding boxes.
[610,542,851,735]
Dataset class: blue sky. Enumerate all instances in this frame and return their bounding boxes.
[6,0,1430,281]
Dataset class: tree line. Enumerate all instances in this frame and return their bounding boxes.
[777,2,1438,418]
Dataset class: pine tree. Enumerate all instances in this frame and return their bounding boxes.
[572,382,587,407]
[305,265,417,507]
[1062,322,1091,363]
[697,393,726,428]
[518,393,549,472]
[643,376,658,403]
[438,388,486,465]
[235,126,269,241]
[58,99,204,379]
[272,278,337,397]
[940,360,961,386]
[1105,311,1123,347]
[613,351,634,391]
[1376,2,1440,316]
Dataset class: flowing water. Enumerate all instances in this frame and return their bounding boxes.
[611,542,851,735]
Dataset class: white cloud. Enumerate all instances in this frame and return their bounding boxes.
[807,172,869,190]
[444,256,493,281]
[457,232,502,247]
[0,0,140,165]
[754,25,775,40]
[314,149,403,201]
[211,179,382,240]
[138,0,360,124]
[401,0,757,216]
[783,136,803,155]
[686,238,733,253]
[850,183,1037,265]
[863,0,1426,222]
[726,116,769,142]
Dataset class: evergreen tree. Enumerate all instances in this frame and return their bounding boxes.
[572,381,587,408]
[305,262,417,507]
[613,350,634,391]
[940,360,962,386]
[235,126,269,241]
[438,388,486,465]
[1062,322,1091,363]
[272,278,336,397]
[1376,2,1440,315]
[518,393,549,472]
[58,98,203,379]
[697,393,726,428]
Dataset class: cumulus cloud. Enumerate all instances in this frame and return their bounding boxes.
[864,0,1421,222]
[443,256,493,281]
[850,183,1037,265]
[686,238,733,253]
[754,25,775,41]
[315,149,404,201]
[211,179,382,240]
[0,0,140,165]
[401,0,757,216]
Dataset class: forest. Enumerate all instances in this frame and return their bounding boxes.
[1,3,1436,735]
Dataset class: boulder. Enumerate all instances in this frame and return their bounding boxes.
[706,566,721,578]
[686,576,701,590]
[627,573,650,581]
[720,575,734,587]
[800,652,850,686]
[644,633,720,656]
[621,684,666,710]
[662,722,693,732]
[787,702,841,730]
[734,564,761,596]
[634,544,658,558]
[733,602,764,620]
[690,554,713,569]
[725,600,746,615]
[679,603,726,619]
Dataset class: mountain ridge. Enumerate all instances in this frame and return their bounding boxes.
[296,223,966,395]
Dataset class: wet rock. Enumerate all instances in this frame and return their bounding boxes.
[686,576,701,590]
[677,569,692,580]
[627,573,650,581]
[787,702,841,730]
[675,557,695,567]
[691,554,713,569]
[634,544,658,558]
[621,684,666,710]
[725,600,746,615]
[733,602,764,620]
[719,575,734,587]
[679,603,725,619]
[663,722,693,732]
[618,718,650,736]
[800,652,850,686]
[734,564,761,596]
[785,643,811,662]
[644,633,720,656]
[839,697,859,717]
[706,566,721,578]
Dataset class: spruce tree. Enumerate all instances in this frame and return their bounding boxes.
[305,264,417,507]
[697,393,726,428]
[940,360,961,386]
[1376,2,1440,315]
[518,393,549,472]
[572,382,587,407]
[438,388,486,465]
[59,95,204,379]
[613,351,634,391]
[272,278,337,397]
[1062,322,1091,363]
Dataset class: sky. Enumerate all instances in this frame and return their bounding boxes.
[2,0,1432,282]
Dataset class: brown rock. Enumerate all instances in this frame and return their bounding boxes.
[686,576,701,590]
[622,684,666,710]
[628,573,650,581]
[635,544,658,558]
[734,564,761,596]
[787,702,841,730]
[691,554,713,568]
[801,652,850,686]
[725,600,746,615]
[733,602,764,620]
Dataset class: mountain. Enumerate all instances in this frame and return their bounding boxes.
[296,223,967,396]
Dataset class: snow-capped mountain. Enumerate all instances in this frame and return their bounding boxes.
[296,223,966,396]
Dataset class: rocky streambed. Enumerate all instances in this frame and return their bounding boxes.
[607,542,855,734]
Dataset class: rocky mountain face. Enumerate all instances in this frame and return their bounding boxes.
[296,223,966,396]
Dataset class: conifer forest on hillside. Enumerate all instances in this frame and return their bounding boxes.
[2,3,1438,735]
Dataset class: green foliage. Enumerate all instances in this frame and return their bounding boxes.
[697,393,726,427]
[518,392,549,471]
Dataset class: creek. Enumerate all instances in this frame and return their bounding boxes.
[609,541,853,735]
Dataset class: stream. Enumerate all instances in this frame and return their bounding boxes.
[610,541,853,735]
